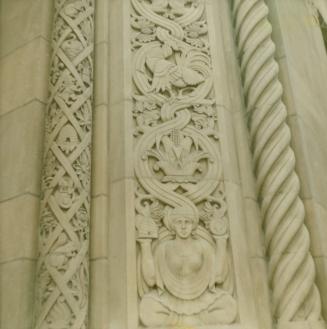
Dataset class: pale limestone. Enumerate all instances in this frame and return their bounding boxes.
[94,42,109,107]
[91,105,109,196]
[0,102,44,201]
[0,0,52,58]
[0,194,39,262]
[1,0,327,328]
[0,38,50,116]
[89,259,110,329]
[33,1,95,329]
[90,195,108,260]
[0,260,36,329]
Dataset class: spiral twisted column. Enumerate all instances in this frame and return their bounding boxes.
[34,1,94,329]
[232,0,322,323]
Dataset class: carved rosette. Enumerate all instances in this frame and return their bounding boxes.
[34,1,94,329]
[131,0,237,326]
[232,0,322,323]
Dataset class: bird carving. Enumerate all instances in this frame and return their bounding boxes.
[145,43,208,95]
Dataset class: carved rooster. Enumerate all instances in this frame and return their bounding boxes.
[145,43,208,95]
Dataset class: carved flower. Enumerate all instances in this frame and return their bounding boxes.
[73,151,91,190]
[133,100,161,131]
[191,104,217,133]
[150,0,199,18]
[71,207,89,239]
[57,124,79,155]
[42,151,58,189]
[40,208,57,238]
[58,74,82,106]
[80,19,93,40]
[131,15,156,44]
[185,21,207,39]
[184,21,208,48]
[75,105,92,131]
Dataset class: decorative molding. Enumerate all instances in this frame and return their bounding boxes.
[232,0,322,323]
[34,1,94,328]
[131,0,237,326]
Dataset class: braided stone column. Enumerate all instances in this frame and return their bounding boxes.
[34,1,94,328]
[231,0,322,324]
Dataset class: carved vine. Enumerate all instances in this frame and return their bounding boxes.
[232,0,322,323]
[131,0,237,327]
[35,1,94,329]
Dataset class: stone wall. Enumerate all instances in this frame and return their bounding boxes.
[0,1,326,329]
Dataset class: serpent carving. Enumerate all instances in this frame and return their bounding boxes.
[130,0,237,326]
[232,0,322,322]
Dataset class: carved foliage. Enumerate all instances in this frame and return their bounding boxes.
[131,0,237,326]
[35,1,94,329]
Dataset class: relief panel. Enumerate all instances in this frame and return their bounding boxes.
[130,0,238,327]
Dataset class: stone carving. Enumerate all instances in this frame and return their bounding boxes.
[232,0,322,323]
[34,1,94,329]
[131,0,237,326]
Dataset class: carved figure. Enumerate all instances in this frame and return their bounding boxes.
[137,206,237,327]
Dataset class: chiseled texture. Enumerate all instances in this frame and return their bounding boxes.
[232,0,322,322]
[34,1,94,328]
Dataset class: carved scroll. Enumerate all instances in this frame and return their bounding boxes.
[232,0,322,323]
[131,0,237,327]
[34,1,94,328]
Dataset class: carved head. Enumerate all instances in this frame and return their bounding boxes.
[164,206,198,238]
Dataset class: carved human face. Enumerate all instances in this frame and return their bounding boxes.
[173,217,193,239]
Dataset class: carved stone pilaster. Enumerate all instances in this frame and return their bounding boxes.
[232,0,322,324]
[130,0,237,327]
[34,1,94,328]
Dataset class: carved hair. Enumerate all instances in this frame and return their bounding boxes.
[163,206,199,232]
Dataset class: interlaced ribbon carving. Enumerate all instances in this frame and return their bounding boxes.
[34,1,94,328]
[232,0,322,323]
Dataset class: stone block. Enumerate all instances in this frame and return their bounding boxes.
[289,114,327,207]
[108,100,134,183]
[0,38,50,116]
[0,260,36,329]
[89,259,110,329]
[0,194,39,263]
[0,101,44,201]
[108,178,138,329]
[217,106,241,186]
[94,42,109,107]
[243,198,266,258]
[108,0,133,106]
[92,104,108,196]
[249,258,273,329]
[95,0,109,45]
[233,110,258,201]
[303,199,327,258]
[223,181,259,327]
[90,195,108,260]
[0,0,52,58]
[314,256,327,322]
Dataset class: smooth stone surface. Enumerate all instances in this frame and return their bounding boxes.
[0,194,39,263]
[0,260,36,329]
[0,102,44,201]
[0,38,50,116]
[0,0,52,58]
